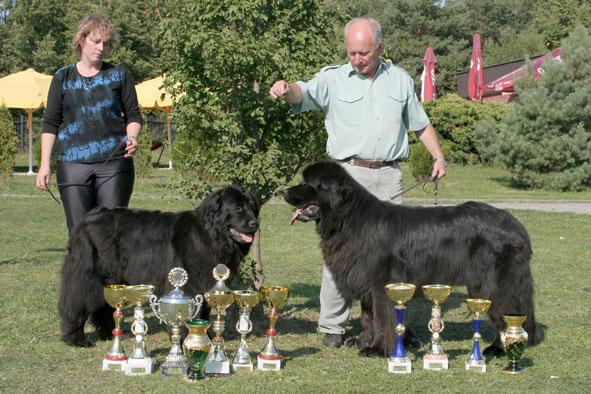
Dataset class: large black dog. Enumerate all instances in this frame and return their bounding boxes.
[285,160,541,356]
[59,184,260,347]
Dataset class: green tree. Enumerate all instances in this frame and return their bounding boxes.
[423,93,509,164]
[475,26,591,191]
[532,0,591,49]
[160,0,344,202]
[0,105,18,182]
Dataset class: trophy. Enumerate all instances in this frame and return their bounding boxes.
[232,290,260,371]
[465,298,492,372]
[183,319,211,380]
[257,285,290,371]
[102,284,132,372]
[384,283,416,374]
[422,284,453,371]
[500,314,528,374]
[150,267,204,376]
[204,264,236,375]
[124,284,156,376]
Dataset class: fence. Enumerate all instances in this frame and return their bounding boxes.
[12,114,174,153]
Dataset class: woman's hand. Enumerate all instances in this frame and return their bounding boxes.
[125,136,139,157]
[36,164,51,191]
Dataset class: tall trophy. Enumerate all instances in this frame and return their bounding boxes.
[124,284,156,376]
[232,290,260,371]
[204,264,236,375]
[422,284,453,371]
[150,267,204,376]
[465,298,492,372]
[257,285,290,371]
[102,284,132,372]
[500,314,528,374]
[384,283,416,374]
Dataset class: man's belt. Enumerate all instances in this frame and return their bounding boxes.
[340,157,395,169]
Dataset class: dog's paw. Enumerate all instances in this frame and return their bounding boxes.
[63,336,95,348]
[483,344,504,358]
[344,336,358,348]
[404,335,423,350]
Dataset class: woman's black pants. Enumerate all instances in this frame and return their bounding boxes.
[57,158,135,233]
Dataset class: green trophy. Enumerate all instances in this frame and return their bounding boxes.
[500,314,528,374]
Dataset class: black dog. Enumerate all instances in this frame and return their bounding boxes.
[285,160,541,356]
[59,184,260,347]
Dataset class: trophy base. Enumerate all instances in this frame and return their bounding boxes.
[423,354,448,371]
[102,357,127,372]
[205,360,231,375]
[465,360,486,373]
[388,358,412,374]
[125,357,155,376]
[232,362,254,372]
[257,355,282,371]
[160,361,188,376]
[501,364,524,375]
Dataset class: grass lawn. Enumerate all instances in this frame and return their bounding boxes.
[1,165,590,393]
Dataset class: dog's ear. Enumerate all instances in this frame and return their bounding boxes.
[318,177,354,211]
[200,189,223,225]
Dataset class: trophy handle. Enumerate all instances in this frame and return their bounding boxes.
[149,294,163,324]
[190,294,204,319]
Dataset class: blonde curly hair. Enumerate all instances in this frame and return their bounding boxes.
[71,14,119,56]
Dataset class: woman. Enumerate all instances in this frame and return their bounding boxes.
[36,14,142,233]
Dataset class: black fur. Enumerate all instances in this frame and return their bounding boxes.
[285,160,541,357]
[59,184,260,347]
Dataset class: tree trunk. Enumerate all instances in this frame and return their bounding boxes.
[250,228,265,290]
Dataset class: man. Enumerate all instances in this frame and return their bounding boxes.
[269,17,447,348]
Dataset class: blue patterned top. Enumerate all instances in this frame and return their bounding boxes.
[43,63,141,163]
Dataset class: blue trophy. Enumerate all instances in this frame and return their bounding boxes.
[465,298,492,372]
[384,283,416,374]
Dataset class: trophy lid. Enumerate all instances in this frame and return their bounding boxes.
[160,267,193,305]
[209,263,231,293]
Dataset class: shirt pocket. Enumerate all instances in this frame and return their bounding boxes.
[335,93,364,128]
[385,91,406,127]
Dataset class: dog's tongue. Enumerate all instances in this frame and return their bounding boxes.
[241,232,253,243]
[291,209,303,225]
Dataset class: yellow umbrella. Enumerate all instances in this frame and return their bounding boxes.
[0,68,53,175]
[135,76,178,169]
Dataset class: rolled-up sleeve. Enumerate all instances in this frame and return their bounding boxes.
[404,77,429,132]
[291,72,329,114]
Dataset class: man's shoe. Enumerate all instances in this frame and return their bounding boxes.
[322,333,343,348]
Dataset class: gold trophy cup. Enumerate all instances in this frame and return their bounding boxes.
[123,284,156,376]
[257,285,290,371]
[204,264,236,375]
[465,298,492,372]
[501,314,528,374]
[102,284,133,372]
[232,290,260,371]
[422,284,453,371]
[385,283,416,374]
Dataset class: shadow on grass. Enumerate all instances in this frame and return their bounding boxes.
[490,175,529,189]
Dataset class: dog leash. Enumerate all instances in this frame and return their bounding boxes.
[45,138,128,205]
[389,175,439,206]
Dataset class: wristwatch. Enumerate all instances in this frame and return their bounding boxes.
[433,157,448,167]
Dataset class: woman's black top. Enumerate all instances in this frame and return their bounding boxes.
[43,62,141,163]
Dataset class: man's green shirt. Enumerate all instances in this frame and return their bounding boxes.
[292,60,429,161]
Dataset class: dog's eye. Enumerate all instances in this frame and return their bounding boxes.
[235,206,243,213]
